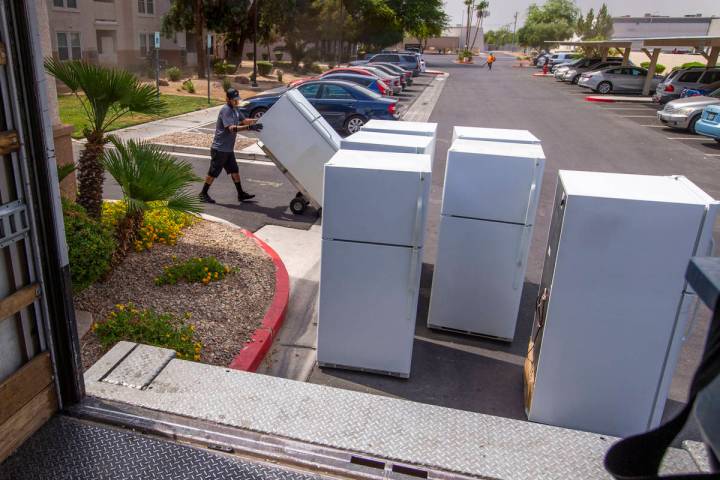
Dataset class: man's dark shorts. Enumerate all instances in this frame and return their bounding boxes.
[208,148,239,177]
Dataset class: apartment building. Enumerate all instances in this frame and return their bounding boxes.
[46,0,197,70]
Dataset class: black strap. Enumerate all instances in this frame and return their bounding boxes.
[604,297,720,479]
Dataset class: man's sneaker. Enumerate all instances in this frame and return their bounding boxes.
[238,192,256,202]
[199,192,216,204]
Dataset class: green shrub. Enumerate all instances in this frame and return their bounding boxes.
[222,77,232,92]
[94,303,201,361]
[274,52,284,61]
[182,79,195,93]
[213,61,226,75]
[273,60,292,69]
[672,61,707,72]
[257,60,273,76]
[155,256,234,286]
[62,199,116,292]
[305,63,323,74]
[640,62,666,74]
[166,66,181,81]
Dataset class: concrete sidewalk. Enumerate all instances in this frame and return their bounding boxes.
[255,223,322,381]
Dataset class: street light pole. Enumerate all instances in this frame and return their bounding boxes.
[252,0,258,88]
[512,11,518,52]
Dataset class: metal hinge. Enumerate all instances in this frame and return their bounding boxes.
[0,201,30,248]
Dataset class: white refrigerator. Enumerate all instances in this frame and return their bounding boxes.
[452,126,540,145]
[428,139,545,340]
[361,120,438,156]
[525,171,718,437]
[340,131,435,163]
[317,149,432,378]
[259,89,341,206]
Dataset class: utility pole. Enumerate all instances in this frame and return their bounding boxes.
[338,0,343,64]
[207,34,211,104]
[512,11,518,52]
[252,0,258,88]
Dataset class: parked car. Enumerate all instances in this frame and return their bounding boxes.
[320,67,402,95]
[373,62,413,86]
[365,63,407,89]
[367,52,422,76]
[239,80,398,134]
[547,52,577,67]
[533,51,549,66]
[535,54,550,67]
[694,104,720,143]
[557,58,628,83]
[551,57,585,75]
[653,67,720,104]
[316,73,391,96]
[657,87,720,133]
[578,66,662,94]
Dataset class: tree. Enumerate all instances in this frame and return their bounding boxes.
[517,0,579,49]
[576,4,612,40]
[205,0,254,65]
[469,1,489,51]
[162,0,209,78]
[485,26,513,48]
[44,59,165,219]
[102,139,201,261]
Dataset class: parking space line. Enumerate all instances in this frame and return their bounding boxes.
[619,115,657,118]
[666,137,711,140]
[704,153,720,157]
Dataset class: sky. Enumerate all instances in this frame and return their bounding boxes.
[445,0,720,32]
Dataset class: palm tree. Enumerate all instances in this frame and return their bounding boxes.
[102,138,202,261]
[44,59,166,219]
[470,1,489,52]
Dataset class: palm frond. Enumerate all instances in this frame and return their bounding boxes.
[44,58,166,134]
[102,138,202,216]
[57,162,76,182]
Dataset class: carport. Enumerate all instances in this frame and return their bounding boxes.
[547,36,720,96]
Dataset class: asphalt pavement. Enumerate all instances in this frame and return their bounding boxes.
[307,54,720,441]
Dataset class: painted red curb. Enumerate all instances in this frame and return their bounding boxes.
[228,228,290,372]
[585,96,616,103]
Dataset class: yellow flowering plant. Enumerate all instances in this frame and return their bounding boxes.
[102,200,196,253]
[93,303,201,361]
[155,256,234,286]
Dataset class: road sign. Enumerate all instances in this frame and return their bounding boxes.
[207,34,212,49]
[154,32,160,49]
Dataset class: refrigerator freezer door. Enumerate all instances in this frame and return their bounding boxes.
[452,126,540,144]
[341,131,435,163]
[428,216,531,340]
[528,186,709,437]
[317,239,421,377]
[259,92,340,205]
[361,120,437,162]
[442,139,545,225]
[323,150,431,247]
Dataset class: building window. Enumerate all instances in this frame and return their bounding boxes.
[54,0,78,8]
[138,0,154,15]
[139,33,150,57]
[186,32,196,53]
[57,32,81,60]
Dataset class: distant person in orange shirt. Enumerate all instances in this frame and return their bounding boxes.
[487,52,496,71]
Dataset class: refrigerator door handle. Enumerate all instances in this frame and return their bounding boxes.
[405,173,426,320]
[512,226,532,290]
[522,160,543,226]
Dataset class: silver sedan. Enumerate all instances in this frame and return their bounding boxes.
[657,88,720,133]
[578,66,663,95]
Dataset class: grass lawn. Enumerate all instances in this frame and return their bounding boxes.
[59,94,222,139]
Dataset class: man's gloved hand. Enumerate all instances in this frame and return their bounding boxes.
[247,123,264,132]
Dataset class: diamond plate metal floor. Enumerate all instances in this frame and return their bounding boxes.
[0,416,324,480]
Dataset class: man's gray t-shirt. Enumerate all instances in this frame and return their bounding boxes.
[211,104,245,152]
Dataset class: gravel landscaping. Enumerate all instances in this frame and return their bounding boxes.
[151,132,258,150]
[76,219,276,370]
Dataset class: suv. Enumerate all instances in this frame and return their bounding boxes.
[368,53,421,76]
[654,67,720,104]
[547,52,577,67]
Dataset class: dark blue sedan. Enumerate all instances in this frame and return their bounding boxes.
[237,80,399,134]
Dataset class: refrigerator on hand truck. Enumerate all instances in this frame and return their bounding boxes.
[428,138,546,340]
[525,170,718,437]
[317,149,432,378]
[258,89,342,214]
